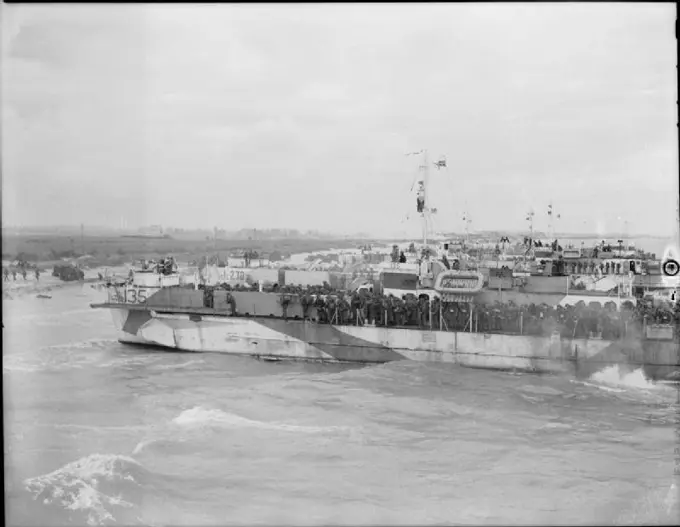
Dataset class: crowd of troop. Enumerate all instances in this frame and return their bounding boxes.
[135,257,178,276]
[3,266,40,282]
[198,282,679,340]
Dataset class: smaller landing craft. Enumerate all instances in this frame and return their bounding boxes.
[52,264,85,282]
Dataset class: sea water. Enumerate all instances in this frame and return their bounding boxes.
[3,281,679,526]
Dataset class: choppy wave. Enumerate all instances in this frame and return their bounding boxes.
[172,405,350,434]
[150,359,206,371]
[3,339,119,374]
[6,308,99,326]
[98,354,167,369]
[132,439,157,456]
[24,454,147,526]
[615,481,679,525]
[7,279,679,526]
[43,338,119,352]
[589,365,659,390]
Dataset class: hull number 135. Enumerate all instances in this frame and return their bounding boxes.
[125,288,148,304]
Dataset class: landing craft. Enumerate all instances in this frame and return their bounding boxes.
[91,149,678,381]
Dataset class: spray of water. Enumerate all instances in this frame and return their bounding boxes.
[590,365,659,390]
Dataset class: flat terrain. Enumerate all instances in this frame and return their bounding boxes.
[1,233,365,269]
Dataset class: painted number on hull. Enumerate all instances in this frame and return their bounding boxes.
[109,290,125,303]
[126,288,148,304]
[228,270,246,281]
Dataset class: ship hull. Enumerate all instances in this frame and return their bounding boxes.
[106,307,679,380]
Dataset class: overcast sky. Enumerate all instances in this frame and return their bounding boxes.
[2,3,677,237]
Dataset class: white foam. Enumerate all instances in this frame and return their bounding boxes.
[172,406,347,434]
[3,339,119,374]
[44,338,118,351]
[132,439,156,455]
[152,359,205,371]
[2,359,40,374]
[24,453,140,526]
[664,483,677,515]
[7,308,96,325]
[590,365,658,390]
[615,481,679,525]
[579,381,625,393]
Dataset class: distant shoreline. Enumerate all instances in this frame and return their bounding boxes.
[1,228,676,241]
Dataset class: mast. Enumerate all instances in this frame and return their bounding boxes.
[547,202,559,242]
[525,209,535,267]
[408,148,446,251]
[462,207,471,246]
[422,149,429,247]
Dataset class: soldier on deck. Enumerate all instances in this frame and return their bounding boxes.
[431,296,441,330]
[394,296,405,326]
[226,292,237,315]
[362,293,373,326]
[3,267,9,281]
[441,254,451,270]
[351,292,362,325]
[203,286,214,308]
[281,293,291,321]
[404,294,417,326]
[382,295,393,326]
[478,305,488,332]
[35,268,41,282]
[336,294,347,325]
[326,295,337,324]
[359,289,369,325]
[441,302,454,331]
[499,304,508,332]
[457,303,476,331]
[333,294,342,324]
[371,294,383,326]
[301,291,311,321]
[315,294,327,324]
[418,296,430,328]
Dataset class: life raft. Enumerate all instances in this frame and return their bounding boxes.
[434,270,484,294]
